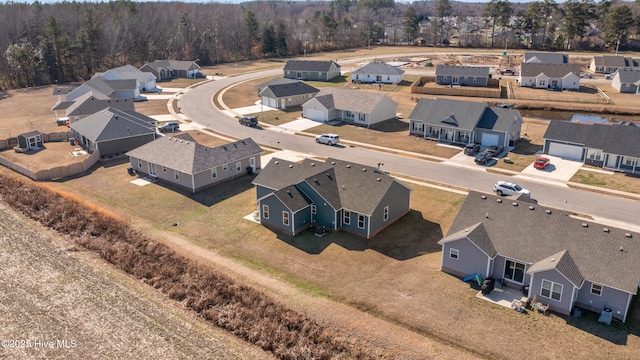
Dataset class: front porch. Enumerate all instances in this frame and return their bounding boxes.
[412,123,472,145]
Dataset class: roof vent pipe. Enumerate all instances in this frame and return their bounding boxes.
[582,223,588,228]
[625,233,632,238]
[496,199,502,203]
[529,206,534,210]
[603,228,610,233]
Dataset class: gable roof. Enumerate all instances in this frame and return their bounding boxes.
[65,92,134,116]
[615,68,640,84]
[257,77,299,90]
[527,250,585,288]
[435,65,490,77]
[253,157,409,216]
[310,88,394,114]
[283,60,340,72]
[126,134,261,175]
[524,52,568,64]
[477,106,523,133]
[520,63,580,78]
[69,76,138,99]
[262,82,319,98]
[544,120,640,158]
[408,98,487,131]
[446,191,640,293]
[273,185,313,213]
[439,222,497,258]
[592,55,636,67]
[142,59,200,72]
[70,107,156,142]
[352,62,405,76]
[95,64,156,83]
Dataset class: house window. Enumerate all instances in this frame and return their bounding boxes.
[222,163,228,171]
[541,279,563,301]
[591,283,603,296]
[504,260,526,283]
[412,122,424,132]
[250,157,255,167]
[283,211,289,226]
[311,205,316,215]
[355,74,359,80]
[162,166,167,172]
[473,77,477,83]
[137,159,142,168]
[624,157,636,166]
[343,210,350,225]
[449,248,459,260]
[346,111,354,118]
[587,149,603,161]
[262,205,269,219]
[538,80,546,86]
[236,162,242,172]
[383,206,389,221]
[287,98,292,104]
[387,75,390,81]
[357,214,365,229]
[174,170,179,180]
[211,167,217,179]
[359,113,366,122]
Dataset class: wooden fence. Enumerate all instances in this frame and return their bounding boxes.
[0,131,73,150]
[410,77,502,98]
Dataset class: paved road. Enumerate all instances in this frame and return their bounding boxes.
[180,58,640,230]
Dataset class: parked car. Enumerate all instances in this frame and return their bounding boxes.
[474,151,494,164]
[484,145,504,157]
[493,181,530,197]
[464,143,481,155]
[194,72,207,78]
[239,115,258,127]
[580,73,593,79]
[315,133,340,145]
[158,122,180,133]
[500,69,514,75]
[533,156,550,169]
[605,73,614,80]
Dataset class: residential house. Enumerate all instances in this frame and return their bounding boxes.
[408,98,523,147]
[260,81,319,109]
[126,134,261,193]
[257,77,299,95]
[70,107,157,157]
[63,76,141,102]
[543,120,640,173]
[283,60,341,81]
[523,52,568,64]
[438,191,640,322]
[94,64,158,92]
[350,61,405,84]
[52,87,75,103]
[52,92,134,125]
[302,88,397,126]
[252,157,411,239]
[435,65,491,87]
[518,63,580,90]
[140,59,201,80]
[589,56,639,74]
[611,68,640,94]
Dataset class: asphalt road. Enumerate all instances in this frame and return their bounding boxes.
[180,58,640,230]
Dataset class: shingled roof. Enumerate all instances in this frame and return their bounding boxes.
[263,82,319,98]
[126,134,261,175]
[524,52,568,64]
[352,61,405,76]
[311,88,393,114]
[435,65,490,77]
[70,107,156,142]
[445,191,640,293]
[615,68,640,84]
[592,55,636,67]
[544,120,640,158]
[283,60,340,72]
[520,63,580,78]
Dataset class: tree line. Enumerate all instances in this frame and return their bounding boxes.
[1,0,639,89]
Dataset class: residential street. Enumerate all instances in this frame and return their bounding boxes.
[180,57,640,231]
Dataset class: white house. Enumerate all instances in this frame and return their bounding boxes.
[350,61,405,84]
[302,88,397,126]
[518,63,580,90]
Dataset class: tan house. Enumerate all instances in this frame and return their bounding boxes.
[126,134,262,193]
[302,88,397,126]
[589,56,638,74]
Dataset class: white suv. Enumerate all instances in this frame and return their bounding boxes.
[315,133,340,145]
[493,181,530,197]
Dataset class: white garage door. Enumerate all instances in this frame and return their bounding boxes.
[261,96,270,107]
[548,142,583,160]
[480,133,500,146]
[305,109,325,122]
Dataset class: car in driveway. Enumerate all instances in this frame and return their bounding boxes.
[474,151,494,164]
[239,115,258,127]
[533,156,550,169]
[493,181,530,197]
[315,133,340,145]
[464,143,481,155]
[158,122,180,133]
[580,73,593,79]
[484,145,504,157]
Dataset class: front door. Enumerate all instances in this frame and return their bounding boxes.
[148,163,157,176]
[446,129,454,141]
[452,76,459,84]
[376,75,382,82]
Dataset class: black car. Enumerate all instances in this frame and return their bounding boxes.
[484,145,504,157]
[239,116,258,127]
[474,151,494,164]
[464,143,480,155]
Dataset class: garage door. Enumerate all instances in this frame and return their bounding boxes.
[305,109,325,122]
[548,142,583,160]
[261,96,270,107]
[480,133,500,146]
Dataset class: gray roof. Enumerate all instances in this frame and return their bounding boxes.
[273,185,312,213]
[435,65,490,77]
[524,52,568,64]
[142,59,200,72]
[614,68,640,84]
[257,77,299,91]
[72,76,137,98]
[70,107,156,143]
[592,55,635,67]
[310,88,394,114]
[94,65,156,83]
[527,250,585,288]
[445,191,640,293]
[544,120,640,158]
[352,62,405,76]
[519,63,580,78]
[253,157,409,216]
[66,93,134,117]
[126,134,261,175]
[409,98,521,133]
[52,87,76,96]
[283,60,340,72]
[439,222,497,258]
[262,82,319,98]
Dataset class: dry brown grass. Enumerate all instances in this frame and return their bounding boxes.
[571,169,640,195]
[134,99,170,115]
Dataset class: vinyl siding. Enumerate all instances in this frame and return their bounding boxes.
[98,134,155,157]
[368,182,410,238]
[441,238,491,279]
[529,268,575,315]
[575,280,631,321]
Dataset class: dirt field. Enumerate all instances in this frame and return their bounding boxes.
[0,202,271,360]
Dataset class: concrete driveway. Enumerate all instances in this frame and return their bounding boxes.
[517,155,583,181]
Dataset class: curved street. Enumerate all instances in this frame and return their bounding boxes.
[180,56,640,230]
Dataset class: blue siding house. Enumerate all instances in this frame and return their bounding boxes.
[253,158,411,239]
[435,65,491,87]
